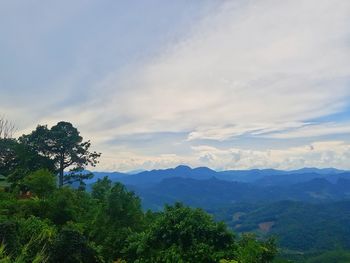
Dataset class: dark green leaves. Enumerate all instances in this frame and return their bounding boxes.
[19,121,101,187]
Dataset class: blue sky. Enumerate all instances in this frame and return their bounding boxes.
[1,0,350,171]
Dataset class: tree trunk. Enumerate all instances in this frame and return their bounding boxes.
[59,168,64,187]
[59,154,64,187]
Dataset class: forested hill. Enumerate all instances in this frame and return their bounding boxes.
[210,201,350,253]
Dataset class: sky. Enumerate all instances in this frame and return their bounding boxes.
[1,0,350,172]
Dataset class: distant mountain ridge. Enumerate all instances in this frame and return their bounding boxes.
[84,165,350,210]
[127,176,350,210]
[87,165,348,186]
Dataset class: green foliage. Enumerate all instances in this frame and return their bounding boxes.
[90,182,145,261]
[64,168,94,191]
[92,176,112,201]
[106,183,144,226]
[0,243,47,263]
[0,221,19,256]
[0,138,54,186]
[220,200,350,252]
[46,188,80,225]
[0,192,17,219]
[0,139,18,176]
[124,202,237,263]
[0,244,11,262]
[50,225,102,263]
[19,121,100,187]
[235,233,277,263]
[220,260,238,263]
[17,216,55,263]
[0,181,277,263]
[0,217,53,263]
[23,169,56,198]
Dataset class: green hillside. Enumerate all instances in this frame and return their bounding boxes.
[209,201,350,261]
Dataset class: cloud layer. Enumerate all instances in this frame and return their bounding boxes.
[1,0,350,171]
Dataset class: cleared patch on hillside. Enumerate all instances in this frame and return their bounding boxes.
[233,212,245,221]
[258,221,275,233]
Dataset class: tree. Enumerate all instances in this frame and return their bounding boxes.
[235,233,277,263]
[91,176,112,201]
[50,225,103,263]
[20,121,101,187]
[124,203,236,263]
[0,139,55,184]
[23,169,56,198]
[0,139,19,176]
[90,182,144,261]
[0,117,15,139]
[46,188,79,225]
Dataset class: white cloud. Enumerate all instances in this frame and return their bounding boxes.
[3,0,350,170]
[96,150,190,172]
[87,0,350,142]
[187,122,307,141]
[95,140,350,171]
[264,122,350,139]
[191,141,350,170]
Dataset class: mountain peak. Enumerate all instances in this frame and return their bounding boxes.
[174,165,192,171]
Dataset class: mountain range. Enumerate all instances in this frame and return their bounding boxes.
[85,165,350,210]
[85,165,350,257]
[88,165,349,186]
